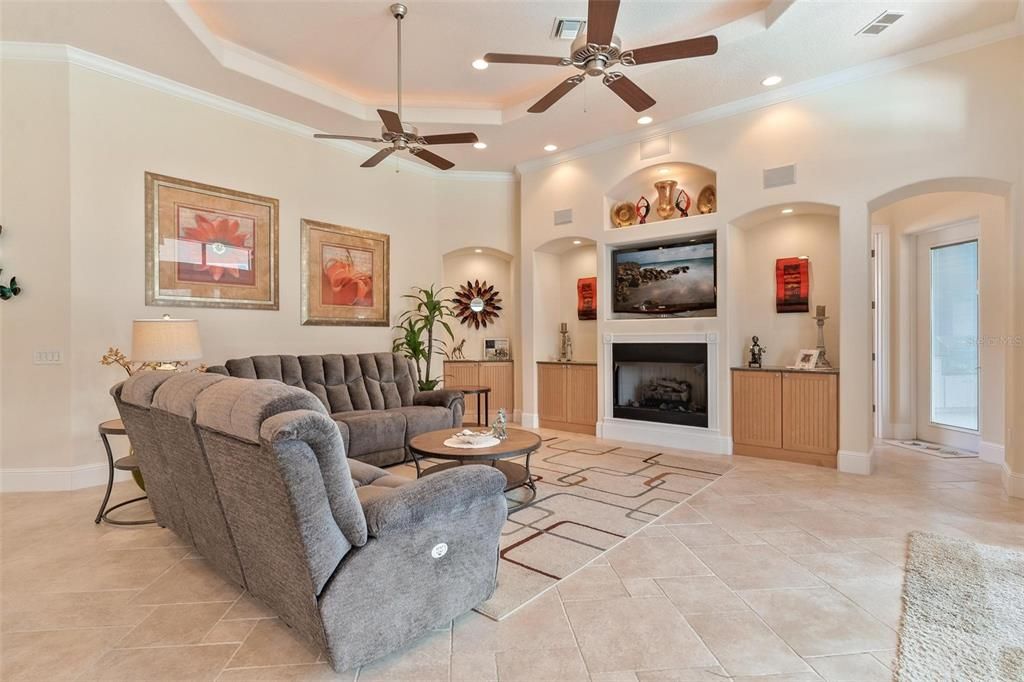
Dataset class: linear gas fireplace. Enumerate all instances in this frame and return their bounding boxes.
[612,342,708,428]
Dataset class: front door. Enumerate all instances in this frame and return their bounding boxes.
[915,221,980,450]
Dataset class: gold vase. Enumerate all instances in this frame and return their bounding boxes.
[654,180,678,220]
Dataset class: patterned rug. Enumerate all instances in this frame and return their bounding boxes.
[402,436,732,620]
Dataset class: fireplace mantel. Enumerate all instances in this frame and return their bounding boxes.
[598,332,728,454]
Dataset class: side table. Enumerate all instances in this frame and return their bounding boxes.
[448,385,491,426]
[95,419,155,526]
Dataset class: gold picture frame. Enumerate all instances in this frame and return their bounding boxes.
[300,219,390,326]
[145,172,279,310]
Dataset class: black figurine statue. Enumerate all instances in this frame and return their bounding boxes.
[748,336,766,368]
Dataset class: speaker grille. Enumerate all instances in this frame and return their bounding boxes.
[763,164,796,189]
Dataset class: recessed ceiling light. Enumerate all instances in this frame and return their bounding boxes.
[474,248,483,253]
[572,239,582,245]
[658,168,670,175]
[472,59,489,70]
[543,144,558,152]
[473,142,487,149]
[781,208,794,214]
[761,75,782,87]
[637,116,653,125]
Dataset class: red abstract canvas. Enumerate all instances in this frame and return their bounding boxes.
[577,276,597,320]
[776,257,809,313]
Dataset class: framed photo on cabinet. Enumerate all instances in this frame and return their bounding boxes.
[145,172,279,310]
[301,219,389,326]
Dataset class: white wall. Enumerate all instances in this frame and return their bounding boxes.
[734,214,840,368]
[558,245,598,363]
[872,191,1008,457]
[0,60,518,488]
[518,36,1023,474]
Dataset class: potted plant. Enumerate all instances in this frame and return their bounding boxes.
[392,284,455,391]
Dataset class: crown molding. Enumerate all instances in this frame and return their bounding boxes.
[515,17,1024,175]
[0,41,515,182]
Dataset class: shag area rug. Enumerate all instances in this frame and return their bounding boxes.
[885,439,978,459]
[399,436,731,619]
[896,532,1024,682]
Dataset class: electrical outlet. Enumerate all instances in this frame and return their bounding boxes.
[33,351,63,365]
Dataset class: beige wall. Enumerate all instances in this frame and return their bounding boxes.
[873,192,1008,458]
[558,245,598,363]
[733,214,840,369]
[518,37,1023,474]
[1,61,517,487]
[442,251,513,361]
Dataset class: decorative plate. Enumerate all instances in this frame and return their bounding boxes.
[453,280,502,329]
[611,201,638,228]
[697,185,717,214]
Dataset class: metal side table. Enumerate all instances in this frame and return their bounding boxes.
[94,419,155,525]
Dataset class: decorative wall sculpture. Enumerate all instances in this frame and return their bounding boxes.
[453,280,502,328]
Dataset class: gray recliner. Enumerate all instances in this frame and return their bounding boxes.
[193,377,507,671]
[206,352,464,467]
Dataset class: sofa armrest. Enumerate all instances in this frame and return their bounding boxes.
[205,365,229,376]
[413,389,464,411]
[362,466,506,537]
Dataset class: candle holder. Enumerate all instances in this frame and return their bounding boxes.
[813,306,832,369]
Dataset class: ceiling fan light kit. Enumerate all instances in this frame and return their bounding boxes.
[484,0,718,114]
[314,3,478,170]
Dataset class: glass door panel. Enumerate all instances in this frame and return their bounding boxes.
[929,240,978,431]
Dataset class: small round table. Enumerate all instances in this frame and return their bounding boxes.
[408,428,542,508]
[95,419,155,526]
[447,385,491,426]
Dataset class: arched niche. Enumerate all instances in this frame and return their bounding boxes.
[442,246,515,361]
[605,161,717,231]
[726,201,841,370]
[532,236,598,364]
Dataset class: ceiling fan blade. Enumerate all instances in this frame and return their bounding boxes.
[419,132,479,145]
[527,76,584,113]
[314,133,383,142]
[377,109,404,134]
[587,0,620,45]
[625,35,719,65]
[410,147,455,170]
[484,53,566,66]
[603,73,656,112]
[360,147,396,168]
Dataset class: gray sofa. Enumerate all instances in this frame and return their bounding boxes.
[113,371,507,671]
[207,353,464,467]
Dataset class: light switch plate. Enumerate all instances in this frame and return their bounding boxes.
[33,351,63,365]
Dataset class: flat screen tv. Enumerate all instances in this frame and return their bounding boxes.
[612,236,717,316]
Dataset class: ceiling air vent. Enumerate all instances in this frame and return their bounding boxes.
[857,11,904,36]
[552,17,586,40]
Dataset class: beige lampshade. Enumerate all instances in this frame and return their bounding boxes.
[131,316,202,363]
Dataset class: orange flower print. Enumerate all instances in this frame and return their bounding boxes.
[183,214,250,282]
[323,255,373,307]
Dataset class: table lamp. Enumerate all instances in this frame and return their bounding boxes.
[131,314,202,370]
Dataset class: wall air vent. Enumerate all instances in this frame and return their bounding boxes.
[763,164,796,189]
[554,208,574,225]
[857,11,904,36]
[552,17,586,40]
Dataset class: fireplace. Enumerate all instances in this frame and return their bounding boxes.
[612,342,708,428]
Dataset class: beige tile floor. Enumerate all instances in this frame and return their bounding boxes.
[2,433,1022,681]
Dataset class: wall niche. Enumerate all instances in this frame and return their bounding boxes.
[605,162,717,232]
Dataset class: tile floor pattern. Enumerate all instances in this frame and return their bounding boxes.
[2,434,1022,681]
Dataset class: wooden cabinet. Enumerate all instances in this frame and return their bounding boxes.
[537,362,598,435]
[442,361,514,425]
[731,368,838,468]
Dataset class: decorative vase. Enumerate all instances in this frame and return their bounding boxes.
[654,180,678,220]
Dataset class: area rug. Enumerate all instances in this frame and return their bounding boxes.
[403,436,732,620]
[885,439,978,459]
[896,532,1024,682]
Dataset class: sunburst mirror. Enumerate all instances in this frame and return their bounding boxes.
[453,280,502,329]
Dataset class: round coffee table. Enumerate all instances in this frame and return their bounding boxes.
[408,428,542,507]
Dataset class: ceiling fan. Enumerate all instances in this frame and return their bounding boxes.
[484,0,718,114]
[314,3,479,170]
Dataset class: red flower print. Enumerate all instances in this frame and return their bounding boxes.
[183,214,250,282]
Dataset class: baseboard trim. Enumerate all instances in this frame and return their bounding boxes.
[1,463,129,492]
[979,441,1005,465]
[838,448,874,475]
[1002,463,1024,499]
[521,412,539,429]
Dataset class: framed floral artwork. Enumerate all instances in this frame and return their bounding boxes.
[300,219,389,326]
[145,172,279,310]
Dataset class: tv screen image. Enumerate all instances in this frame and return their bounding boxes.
[613,238,717,315]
